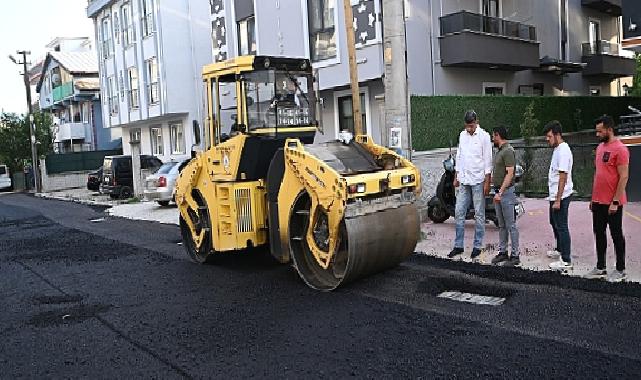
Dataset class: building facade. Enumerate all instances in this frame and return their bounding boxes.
[87,0,212,161]
[36,38,118,152]
[209,0,634,145]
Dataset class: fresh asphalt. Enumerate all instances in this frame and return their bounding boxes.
[1,193,641,379]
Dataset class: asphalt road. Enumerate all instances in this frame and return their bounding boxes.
[2,193,641,379]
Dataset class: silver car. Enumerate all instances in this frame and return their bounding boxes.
[143,158,191,206]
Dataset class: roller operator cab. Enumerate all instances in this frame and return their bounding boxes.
[175,56,421,290]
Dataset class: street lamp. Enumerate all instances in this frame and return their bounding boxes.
[7,50,41,192]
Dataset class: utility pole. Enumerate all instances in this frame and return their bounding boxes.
[382,1,412,159]
[10,50,42,192]
[342,0,364,136]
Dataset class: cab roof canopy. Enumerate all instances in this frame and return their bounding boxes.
[202,56,312,79]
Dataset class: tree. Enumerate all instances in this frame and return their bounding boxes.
[629,53,641,97]
[519,101,540,192]
[0,112,54,173]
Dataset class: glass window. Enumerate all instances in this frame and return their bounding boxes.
[108,76,118,114]
[114,13,120,43]
[307,0,336,61]
[482,0,500,17]
[156,162,175,175]
[150,127,163,155]
[122,3,135,46]
[170,122,185,154]
[338,94,366,134]
[101,16,113,59]
[146,57,159,104]
[238,16,256,55]
[128,67,139,109]
[215,80,238,135]
[142,0,155,37]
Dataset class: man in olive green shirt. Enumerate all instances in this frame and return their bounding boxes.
[491,126,520,266]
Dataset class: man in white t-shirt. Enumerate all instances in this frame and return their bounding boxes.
[543,121,574,270]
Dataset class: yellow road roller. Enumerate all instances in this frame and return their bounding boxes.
[175,55,421,290]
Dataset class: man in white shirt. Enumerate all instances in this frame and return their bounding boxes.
[543,121,574,270]
[449,111,493,259]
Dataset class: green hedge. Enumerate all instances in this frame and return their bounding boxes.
[411,96,641,150]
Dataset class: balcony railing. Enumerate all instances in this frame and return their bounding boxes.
[582,40,621,56]
[52,81,74,103]
[440,11,536,41]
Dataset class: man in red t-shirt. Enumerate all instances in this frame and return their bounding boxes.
[586,115,630,282]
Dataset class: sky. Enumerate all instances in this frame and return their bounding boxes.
[0,0,94,115]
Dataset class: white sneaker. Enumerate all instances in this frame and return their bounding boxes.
[549,259,573,271]
[607,270,627,283]
[546,249,561,259]
[584,267,607,280]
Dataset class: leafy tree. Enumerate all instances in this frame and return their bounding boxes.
[519,101,540,190]
[629,53,641,97]
[0,112,54,173]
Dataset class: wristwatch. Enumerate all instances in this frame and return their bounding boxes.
[612,200,620,206]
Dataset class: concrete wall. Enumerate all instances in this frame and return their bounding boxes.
[40,159,91,192]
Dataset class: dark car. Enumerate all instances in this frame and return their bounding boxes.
[102,155,163,199]
[87,166,103,192]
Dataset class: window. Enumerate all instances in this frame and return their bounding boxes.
[114,13,120,43]
[141,0,155,37]
[238,16,256,55]
[337,95,366,134]
[122,3,135,46]
[589,19,601,54]
[101,16,113,59]
[307,0,337,62]
[518,84,544,96]
[170,122,185,155]
[560,0,568,61]
[146,57,159,104]
[483,82,505,96]
[119,71,125,99]
[150,127,163,155]
[108,76,118,114]
[128,67,139,109]
[482,0,500,17]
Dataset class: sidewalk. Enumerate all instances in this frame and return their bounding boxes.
[417,198,641,283]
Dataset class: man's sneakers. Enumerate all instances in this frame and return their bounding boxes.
[546,249,561,259]
[491,252,509,265]
[470,248,482,259]
[584,267,607,280]
[549,258,573,271]
[503,256,521,267]
[607,270,627,283]
[448,247,464,258]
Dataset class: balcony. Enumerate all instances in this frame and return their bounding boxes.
[86,0,113,18]
[55,122,87,143]
[581,40,636,78]
[52,81,74,103]
[439,11,540,71]
[581,0,622,16]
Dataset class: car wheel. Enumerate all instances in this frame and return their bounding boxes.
[109,193,118,200]
[158,200,170,207]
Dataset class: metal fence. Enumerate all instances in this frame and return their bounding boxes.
[45,149,122,175]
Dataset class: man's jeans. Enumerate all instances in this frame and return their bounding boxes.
[454,183,485,250]
[494,186,519,256]
[549,197,572,263]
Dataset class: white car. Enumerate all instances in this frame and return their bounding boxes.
[0,165,12,191]
[143,158,191,206]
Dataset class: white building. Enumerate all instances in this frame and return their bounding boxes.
[87,0,212,161]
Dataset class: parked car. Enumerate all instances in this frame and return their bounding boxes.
[102,155,163,199]
[144,158,191,206]
[0,165,12,191]
[87,166,103,192]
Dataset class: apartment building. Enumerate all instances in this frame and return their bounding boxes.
[407,0,634,97]
[86,0,212,161]
[209,0,634,146]
[36,37,118,152]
